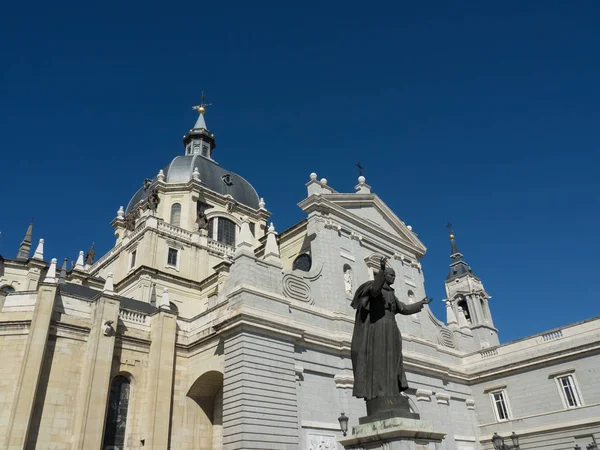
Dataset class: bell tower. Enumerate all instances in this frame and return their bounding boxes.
[444,229,499,348]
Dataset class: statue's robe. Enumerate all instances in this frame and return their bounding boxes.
[350,270,424,400]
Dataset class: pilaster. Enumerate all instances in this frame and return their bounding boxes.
[3,282,57,450]
[72,295,121,450]
[222,329,299,449]
[143,309,177,449]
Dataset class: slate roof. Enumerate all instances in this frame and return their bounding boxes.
[126,155,260,213]
[58,283,157,314]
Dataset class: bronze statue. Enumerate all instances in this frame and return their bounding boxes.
[146,188,160,213]
[124,209,139,232]
[196,201,213,231]
[351,257,432,411]
[85,242,95,266]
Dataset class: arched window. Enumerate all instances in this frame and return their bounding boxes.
[207,217,236,247]
[407,290,416,304]
[170,203,181,227]
[457,298,471,323]
[293,254,312,272]
[102,375,131,450]
[0,285,15,294]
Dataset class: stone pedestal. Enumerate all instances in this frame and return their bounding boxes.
[339,417,446,450]
[361,395,420,424]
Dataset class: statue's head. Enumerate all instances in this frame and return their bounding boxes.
[384,267,396,285]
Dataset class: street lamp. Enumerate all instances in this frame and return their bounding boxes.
[492,432,520,450]
[338,412,349,437]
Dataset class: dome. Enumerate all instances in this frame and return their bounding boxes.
[126,155,260,213]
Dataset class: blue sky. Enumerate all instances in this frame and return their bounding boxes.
[1,1,599,343]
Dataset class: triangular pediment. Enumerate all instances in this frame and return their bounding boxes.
[299,193,426,257]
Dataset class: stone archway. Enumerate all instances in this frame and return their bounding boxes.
[186,371,223,450]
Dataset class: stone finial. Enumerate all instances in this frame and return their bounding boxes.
[117,206,125,220]
[75,251,85,270]
[259,198,266,210]
[33,238,44,260]
[192,167,200,181]
[263,222,281,264]
[320,178,328,186]
[157,169,165,182]
[103,272,114,293]
[354,176,372,194]
[44,258,57,283]
[407,225,413,231]
[159,288,171,310]
[235,216,254,257]
[310,172,317,181]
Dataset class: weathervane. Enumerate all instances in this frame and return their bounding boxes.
[356,162,364,177]
[192,91,212,115]
[445,222,455,240]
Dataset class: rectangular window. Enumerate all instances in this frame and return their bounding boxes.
[558,375,582,408]
[130,250,137,269]
[490,390,510,421]
[217,218,236,247]
[167,248,178,268]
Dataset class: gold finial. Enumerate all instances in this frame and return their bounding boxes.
[192,91,212,115]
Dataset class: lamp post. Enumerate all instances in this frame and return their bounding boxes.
[492,432,520,450]
[338,412,349,437]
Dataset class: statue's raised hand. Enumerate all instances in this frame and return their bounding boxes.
[380,256,389,271]
[421,297,434,305]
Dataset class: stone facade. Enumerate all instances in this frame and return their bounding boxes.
[0,111,598,450]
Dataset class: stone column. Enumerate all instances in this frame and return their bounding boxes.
[222,329,299,449]
[72,295,121,450]
[3,282,57,450]
[143,309,177,449]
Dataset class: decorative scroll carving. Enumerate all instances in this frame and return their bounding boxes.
[282,274,313,305]
[438,328,456,349]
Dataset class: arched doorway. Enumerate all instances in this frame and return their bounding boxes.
[186,371,223,449]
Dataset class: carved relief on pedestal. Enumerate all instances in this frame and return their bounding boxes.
[308,433,337,450]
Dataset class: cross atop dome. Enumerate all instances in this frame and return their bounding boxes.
[191,92,212,130]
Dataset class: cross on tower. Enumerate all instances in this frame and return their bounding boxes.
[192,91,212,115]
[356,162,364,177]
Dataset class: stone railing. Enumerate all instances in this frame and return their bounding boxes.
[91,242,122,271]
[480,348,499,358]
[158,221,193,240]
[541,329,563,341]
[119,308,148,325]
[208,239,235,258]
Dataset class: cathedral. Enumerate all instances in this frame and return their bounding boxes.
[0,104,598,450]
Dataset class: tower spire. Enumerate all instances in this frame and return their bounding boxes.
[443,225,499,349]
[445,226,473,281]
[184,93,216,158]
[16,219,34,259]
